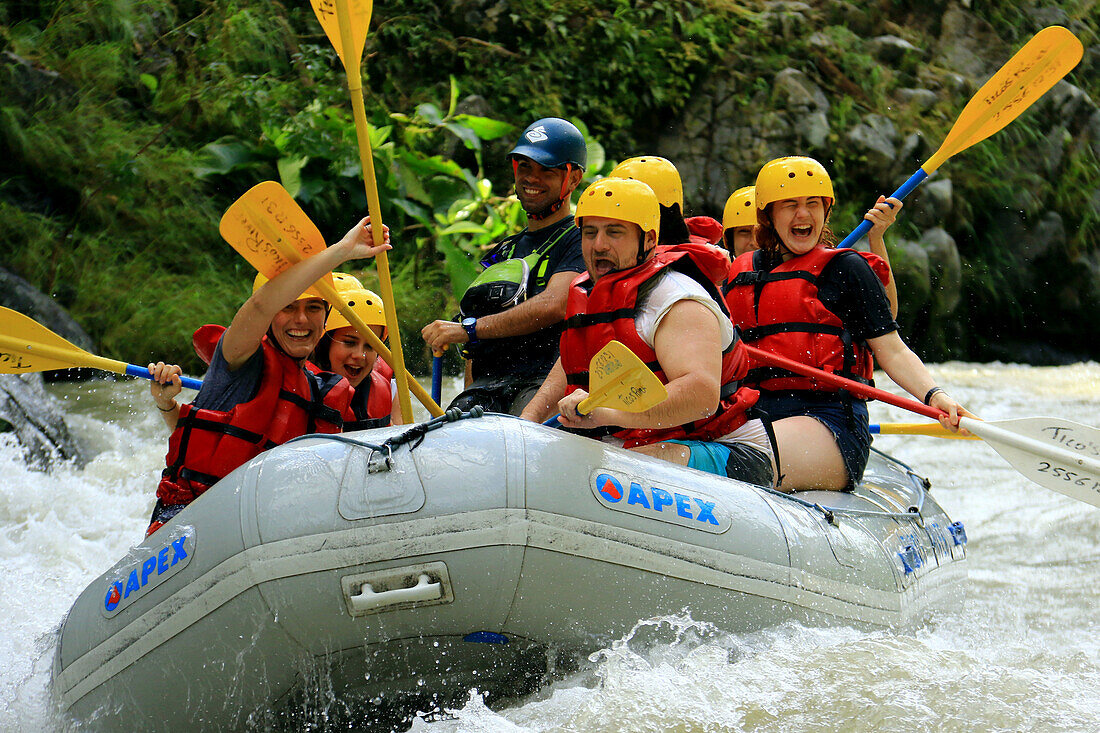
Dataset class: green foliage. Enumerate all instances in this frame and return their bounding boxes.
[1,0,1098,371]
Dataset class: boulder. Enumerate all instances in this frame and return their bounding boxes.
[894,88,939,113]
[909,177,953,229]
[1040,81,1095,126]
[0,268,96,355]
[0,373,88,470]
[773,68,829,115]
[0,50,76,109]
[759,2,814,39]
[887,237,932,316]
[918,227,963,316]
[1089,109,1100,159]
[1019,211,1066,265]
[658,66,833,213]
[845,114,899,173]
[869,35,922,66]
[936,3,1005,79]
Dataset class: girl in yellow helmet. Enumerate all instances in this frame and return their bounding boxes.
[312,273,405,427]
[725,157,973,491]
[721,186,758,258]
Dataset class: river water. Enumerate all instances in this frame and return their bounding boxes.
[1,363,1097,731]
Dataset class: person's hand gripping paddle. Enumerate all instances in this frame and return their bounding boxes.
[544,340,668,426]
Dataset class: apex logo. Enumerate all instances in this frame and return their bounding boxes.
[525,125,548,143]
[592,471,730,534]
[102,526,196,618]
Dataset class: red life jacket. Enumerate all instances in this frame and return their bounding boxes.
[724,245,891,393]
[560,243,758,449]
[374,357,394,381]
[346,366,393,431]
[193,324,389,428]
[685,216,724,246]
[157,338,354,506]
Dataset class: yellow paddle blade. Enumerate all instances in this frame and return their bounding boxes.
[219,180,335,291]
[310,0,373,71]
[925,25,1083,172]
[578,340,668,415]
[0,307,122,375]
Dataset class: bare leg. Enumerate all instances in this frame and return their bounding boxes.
[771,416,848,490]
[630,442,691,466]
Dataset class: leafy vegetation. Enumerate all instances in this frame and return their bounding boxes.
[0,0,1097,372]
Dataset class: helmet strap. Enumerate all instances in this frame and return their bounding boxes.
[636,230,655,267]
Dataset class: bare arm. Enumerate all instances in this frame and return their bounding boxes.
[421,270,578,351]
[868,330,974,429]
[557,300,722,430]
[864,195,901,319]
[519,358,568,423]
[221,217,391,370]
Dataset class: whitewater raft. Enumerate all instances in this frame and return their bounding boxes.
[51,412,967,730]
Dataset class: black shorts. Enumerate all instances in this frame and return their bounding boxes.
[754,391,872,487]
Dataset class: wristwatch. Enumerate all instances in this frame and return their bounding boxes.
[461,317,479,344]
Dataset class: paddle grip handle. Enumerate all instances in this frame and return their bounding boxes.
[837,168,929,249]
[431,354,443,405]
[126,364,203,391]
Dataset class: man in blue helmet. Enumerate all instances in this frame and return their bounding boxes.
[422,117,587,415]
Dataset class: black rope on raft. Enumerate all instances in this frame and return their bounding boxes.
[369,406,484,472]
[282,406,485,473]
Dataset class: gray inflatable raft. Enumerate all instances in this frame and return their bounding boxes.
[51,413,967,730]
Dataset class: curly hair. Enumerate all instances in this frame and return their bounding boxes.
[754,203,837,255]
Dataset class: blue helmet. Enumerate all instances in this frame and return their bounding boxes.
[507,118,587,171]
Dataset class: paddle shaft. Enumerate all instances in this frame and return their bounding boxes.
[334,0,415,424]
[239,200,444,417]
[744,345,941,419]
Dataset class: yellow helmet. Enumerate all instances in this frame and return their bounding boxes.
[251,273,324,301]
[755,157,834,209]
[722,186,756,229]
[331,272,364,290]
[609,156,683,209]
[325,286,386,335]
[575,177,661,239]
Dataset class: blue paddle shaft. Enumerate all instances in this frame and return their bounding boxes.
[543,414,561,426]
[431,355,443,405]
[837,168,929,249]
[125,363,203,391]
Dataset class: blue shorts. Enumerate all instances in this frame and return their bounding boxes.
[754,391,872,487]
[663,440,774,487]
